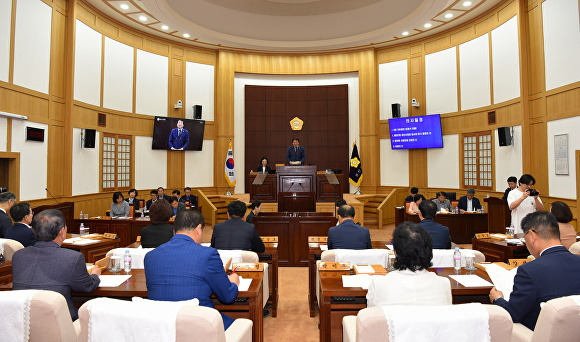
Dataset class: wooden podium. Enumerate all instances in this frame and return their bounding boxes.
[276,166,316,211]
[484,197,511,233]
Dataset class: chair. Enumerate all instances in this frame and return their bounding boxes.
[569,241,580,254]
[105,247,155,269]
[0,289,80,341]
[343,305,512,342]
[511,295,580,342]
[1,238,24,260]
[78,298,252,342]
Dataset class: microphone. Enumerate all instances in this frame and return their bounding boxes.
[45,188,60,204]
[285,182,295,192]
[298,182,307,192]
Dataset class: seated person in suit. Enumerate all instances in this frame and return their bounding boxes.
[334,199,347,226]
[180,187,198,208]
[550,201,576,249]
[257,156,273,174]
[0,191,16,238]
[12,209,101,320]
[404,187,419,202]
[145,190,158,210]
[211,200,265,253]
[286,137,306,165]
[418,200,451,249]
[145,210,239,330]
[171,189,181,200]
[457,188,482,213]
[125,188,140,210]
[490,211,580,330]
[328,205,371,250]
[169,197,186,218]
[407,194,423,215]
[157,187,171,201]
[367,222,452,307]
[502,176,518,201]
[245,200,261,224]
[110,191,130,217]
[140,199,174,248]
[6,202,36,247]
[432,191,452,212]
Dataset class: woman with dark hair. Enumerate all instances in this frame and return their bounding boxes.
[550,201,576,249]
[140,199,174,248]
[246,200,262,224]
[257,157,272,174]
[407,194,422,214]
[125,188,140,210]
[366,222,451,307]
[110,192,130,217]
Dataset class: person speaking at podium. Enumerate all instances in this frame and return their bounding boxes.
[168,119,189,150]
[286,137,306,165]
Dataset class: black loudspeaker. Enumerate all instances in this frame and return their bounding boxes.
[83,129,96,148]
[193,105,202,120]
[498,126,512,146]
[391,103,401,118]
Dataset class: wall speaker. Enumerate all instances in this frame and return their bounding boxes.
[83,129,96,148]
[498,126,512,146]
[193,105,202,120]
[391,103,401,118]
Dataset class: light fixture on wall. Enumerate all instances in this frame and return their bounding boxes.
[0,111,28,120]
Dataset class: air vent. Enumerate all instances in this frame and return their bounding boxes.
[98,113,106,127]
[487,111,496,125]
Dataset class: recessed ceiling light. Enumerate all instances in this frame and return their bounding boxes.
[463,1,472,6]
[138,15,147,22]
[120,4,129,10]
[161,25,169,30]
[402,31,409,36]
[445,13,453,19]
[183,33,190,38]
[424,23,432,28]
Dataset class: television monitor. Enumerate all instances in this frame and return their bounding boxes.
[388,114,443,149]
[152,116,205,151]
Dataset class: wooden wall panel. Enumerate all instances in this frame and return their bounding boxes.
[47,125,65,196]
[529,121,548,194]
[526,4,545,96]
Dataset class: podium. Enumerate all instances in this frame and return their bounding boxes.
[484,197,511,233]
[277,166,316,211]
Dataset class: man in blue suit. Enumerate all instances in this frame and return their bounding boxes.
[6,202,36,247]
[144,209,240,330]
[418,200,451,249]
[286,137,306,165]
[328,205,371,250]
[457,188,482,213]
[168,119,189,150]
[490,211,580,330]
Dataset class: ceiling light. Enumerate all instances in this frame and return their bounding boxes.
[161,25,169,30]
[402,31,409,36]
[120,4,129,10]
[445,13,453,19]
[183,33,190,38]
[424,23,432,28]
[463,1,472,6]
[139,16,147,21]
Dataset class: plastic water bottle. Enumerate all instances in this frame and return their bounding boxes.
[123,250,132,272]
[510,222,515,236]
[453,247,462,271]
[79,211,83,219]
[79,223,85,236]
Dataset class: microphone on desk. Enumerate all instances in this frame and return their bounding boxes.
[45,187,60,204]
[285,182,295,192]
[298,182,307,192]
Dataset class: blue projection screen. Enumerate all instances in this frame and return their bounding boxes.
[388,114,444,150]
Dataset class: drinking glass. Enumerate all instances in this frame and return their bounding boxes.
[109,256,122,272]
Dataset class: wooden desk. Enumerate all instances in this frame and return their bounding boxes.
[61,234,121,263]
[472,236,530,262]
[319,268,493,342]
[72,217,153,247]
[0,260,12,284]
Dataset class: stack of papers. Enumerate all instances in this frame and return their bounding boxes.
[341,274,373,289]
[238,277,252,291]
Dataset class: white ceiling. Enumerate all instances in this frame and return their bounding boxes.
[86,0,504,51]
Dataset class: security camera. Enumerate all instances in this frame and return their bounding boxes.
[174,100,183,109]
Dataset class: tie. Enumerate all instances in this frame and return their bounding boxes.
[295,147,297,153]
[178,129,181,136]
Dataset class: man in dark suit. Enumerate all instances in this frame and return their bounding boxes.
[328,205,371,250]
[404,187,419,202]
[211,200,265,253]
[12,209,101,320]
[145,210,239,330]
[490,211,580,330]
[6,202,36,247]
[0,191,16,238]
[157,187,171,201]
[180,187,198,208]
[286,137,306,165]
[145,189,158,210]
[457,188,482,213]
[418,200,451,249]
[168,119,189,150]
[169,197,186,217]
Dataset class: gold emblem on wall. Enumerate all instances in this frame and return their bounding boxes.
[290,117,304,130]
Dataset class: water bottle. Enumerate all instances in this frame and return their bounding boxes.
[79,223,85,236]
[123,250,132,272]
[480,205,484,213]
[453,247,462,271]
[79,211,83,219]
[510,222,515,236]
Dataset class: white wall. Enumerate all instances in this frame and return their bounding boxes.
[542,0,580,91]
[186,62,214,121]
[233,72,360,194]
[427,134,459,188]
[74,20,102,106]
[103,37,134,112]
[134,136,167,189]
[72,128,100,195]
[425,47,458,114]
[0,117,7,151]
[136,50,168,116]
[547,117,580,199]
[378,60,408,119]
[0,0,11,82]
[494,125,523,192]
[491,16,520,104]
[380,139,409,186]
[13,0,51,93]
[185,140,214,187]
[11,120,48,200]
[459,34,491,110]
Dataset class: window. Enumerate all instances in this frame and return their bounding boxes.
[462,132,492,189]
[102,133,132,190]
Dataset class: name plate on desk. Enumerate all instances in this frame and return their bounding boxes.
[103,233,118,239]
[508,259,530,267]
[308,236,328,243]
[233,263,264,272]
[319,262,350,271]
[261,236,278,242]
[475,233,490,239]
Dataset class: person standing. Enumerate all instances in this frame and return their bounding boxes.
[168,119,189,150]
[286,137,306,165]
[507,174,544,234]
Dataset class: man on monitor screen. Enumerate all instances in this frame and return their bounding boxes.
[168,119,189,150]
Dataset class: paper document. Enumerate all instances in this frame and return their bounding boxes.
[238,277,252,291]
[72,239,101,245]
[448,275,494,287]
[201,243,210,247]
[319,244,328,251]
[98,275,132,287]
[385,245,394,250]
[342,274,372,289]
[63,238,81,244]
[483,263,518,301]
[505,239,524,245]
[354,265,375,273]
